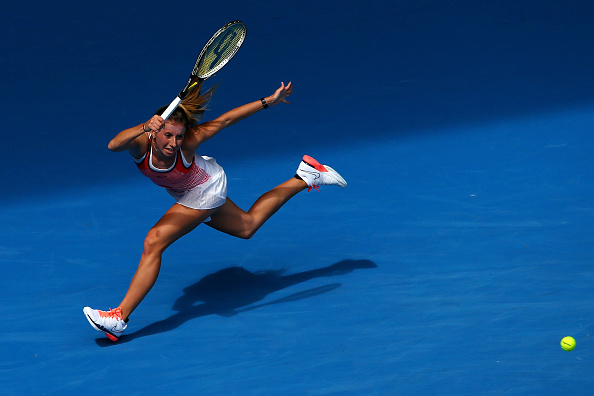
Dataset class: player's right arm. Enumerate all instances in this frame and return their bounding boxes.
[108,116,162,159]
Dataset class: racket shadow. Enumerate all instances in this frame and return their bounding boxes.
[95,259,376,346]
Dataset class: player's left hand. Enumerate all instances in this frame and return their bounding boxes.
[269,82,293,105]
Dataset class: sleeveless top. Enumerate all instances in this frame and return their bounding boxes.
[135,136,211,194]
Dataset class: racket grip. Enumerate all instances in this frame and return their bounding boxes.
[161,96,182,121]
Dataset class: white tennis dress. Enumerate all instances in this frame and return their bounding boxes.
[135,136,227,210]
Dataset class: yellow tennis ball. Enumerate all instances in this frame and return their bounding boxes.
[561,336,576,351]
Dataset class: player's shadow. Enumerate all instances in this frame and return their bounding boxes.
[96,259,376,345]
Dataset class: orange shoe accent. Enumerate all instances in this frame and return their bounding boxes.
[105,333,119,342]
[302,155,328,172]
[98,307,123,319]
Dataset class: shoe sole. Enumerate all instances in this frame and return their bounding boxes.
[302,155,327,172]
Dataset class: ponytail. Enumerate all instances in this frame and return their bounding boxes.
[155,81,217,128]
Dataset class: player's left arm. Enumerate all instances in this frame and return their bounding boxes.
[187,82,293,149]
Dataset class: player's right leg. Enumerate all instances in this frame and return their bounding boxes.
[83,203,214,342]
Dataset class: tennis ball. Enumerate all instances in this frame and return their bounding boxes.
[561,336,576,351]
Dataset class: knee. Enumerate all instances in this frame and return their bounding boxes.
[236,221,261,239]
[229,218,259,239]
[143,229,169,255]
[236,229,256,240]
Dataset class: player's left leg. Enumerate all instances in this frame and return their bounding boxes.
[206,155,348,239]
[206,177,307,239]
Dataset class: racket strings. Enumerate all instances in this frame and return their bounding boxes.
[195,24,246,79]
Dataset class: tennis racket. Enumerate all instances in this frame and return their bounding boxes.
[160,20,247,120]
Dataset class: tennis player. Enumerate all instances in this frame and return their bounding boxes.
[83,82,347,341]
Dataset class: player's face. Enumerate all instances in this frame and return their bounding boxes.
[154,121,186,157]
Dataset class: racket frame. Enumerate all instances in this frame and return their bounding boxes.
[161,21,246,120]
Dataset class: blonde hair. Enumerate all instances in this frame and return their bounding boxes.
[155,81,217,128]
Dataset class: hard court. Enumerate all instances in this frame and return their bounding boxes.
[2,1,593,395]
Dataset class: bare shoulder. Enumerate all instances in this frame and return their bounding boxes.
[184,124,208,149]
[192,119,226,142]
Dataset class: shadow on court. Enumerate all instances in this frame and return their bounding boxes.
[95,259,377,346]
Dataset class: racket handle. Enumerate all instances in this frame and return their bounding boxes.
[161,96,182,121]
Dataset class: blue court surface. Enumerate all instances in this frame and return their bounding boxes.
[2,1,594,395]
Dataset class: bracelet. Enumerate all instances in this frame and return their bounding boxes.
[142,123,151,132]
[260,98,269,109]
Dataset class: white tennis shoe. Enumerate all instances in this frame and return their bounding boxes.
[296,155,347,191]
[83,306,127,342]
